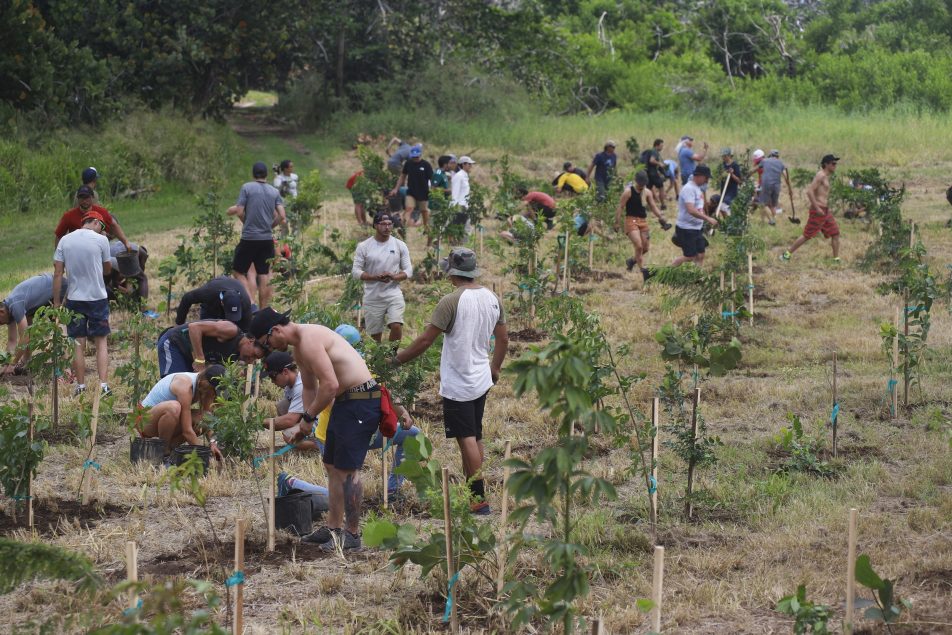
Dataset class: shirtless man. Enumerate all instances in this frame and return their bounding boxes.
[616,171,670,280]
[781,154,841,263]
[249,308,380,552]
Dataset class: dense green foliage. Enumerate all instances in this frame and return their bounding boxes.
[0,537,102,595]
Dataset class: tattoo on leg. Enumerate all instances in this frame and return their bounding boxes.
[342,473,362,534]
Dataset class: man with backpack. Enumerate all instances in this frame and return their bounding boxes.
[642,139,668,208]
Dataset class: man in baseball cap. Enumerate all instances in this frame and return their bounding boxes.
[395,246,508,515]
[55,185,132,251]
[175,276,252,331]
[673,164,718,268]
[352,210,413,342]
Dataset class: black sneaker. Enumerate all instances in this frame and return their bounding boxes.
[641,268,653,281]
[625,257,636,272]
[302,526,333,544]
[319,528,361,552]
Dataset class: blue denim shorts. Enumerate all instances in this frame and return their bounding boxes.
[65,299,111,338]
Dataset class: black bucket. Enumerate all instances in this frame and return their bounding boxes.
[274,491,313,536]
[130,437,165,466]
[116,250,142,277]
[170,444,211,475]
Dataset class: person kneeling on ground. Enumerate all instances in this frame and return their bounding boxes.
[138,365,226,461]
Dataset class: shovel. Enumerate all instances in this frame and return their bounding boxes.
[784,171,800,224]
[708,172,733,236]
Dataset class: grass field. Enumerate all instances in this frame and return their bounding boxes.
[0,107,950,633]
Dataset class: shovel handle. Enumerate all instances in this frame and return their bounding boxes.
[784,171,796,218]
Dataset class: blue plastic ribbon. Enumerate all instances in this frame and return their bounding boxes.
[123,598,143,616]
[11,495,31,501]
[746,284,755,290]
[831,402,840,425]
[648,475,657,495]
[225,571,245,587]
[252,444,295,468]
[905,305,925,314]
[142,310,160,319]
[442,571,461,623]
[382,436,394,453]
[721,311,738,318]
[887,379,898,415]
[83,460,101,470]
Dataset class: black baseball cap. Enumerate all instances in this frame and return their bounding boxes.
[203,364,226,391]
[249,307,290,338]
[694,165,712,179]
[82,167,98,184]
[263,351,295,378]
[76,185,95,199]
[821,154,840,166]
[220,290,243,324]
[252,161,268,178]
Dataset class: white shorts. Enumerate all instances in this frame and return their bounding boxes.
[363,296,405,335]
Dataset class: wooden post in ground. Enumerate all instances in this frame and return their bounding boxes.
[845,508,858,635]
[902,294,909,407]
[233,518,246,635]
[496,440,512,597]
[268,418,276,552]
[242,365,253,419]
[382,447,389,510]
[82,387,102,505]
[649,398,659,538]
[588,234,594,269]
[126,540,139,612]
[27,379,35,529]
[909,221,915,248]
[730,273,736,324]
[832,352,839,459]
[528,250,537,327]
[651,546,665,633]
[51,366,59,429]
[892,307,900,419]
[590,616,602,635]
[684,388,700,519]
[441,467,459,633]
[479,226,484,261]
[357,306,363,329]
[747,253,754,326]
[562,231,571,294]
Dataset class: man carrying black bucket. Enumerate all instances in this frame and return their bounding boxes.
[138,365,226,460]
[250,308,382,552]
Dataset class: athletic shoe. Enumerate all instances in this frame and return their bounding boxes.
[302,526,333,544]
[625,257,636,272]
[319,528,361,552]
[73,384,86,397]
[100,384,112,396]
[277,472,292,498]
[641,268,653,282]
[768,220,776,226]
[660,221,672,231]
[832,257,842,264]
[470,501,491,516]
[780,251,791,262]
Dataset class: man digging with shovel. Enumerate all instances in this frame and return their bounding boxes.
[781,154,842,263]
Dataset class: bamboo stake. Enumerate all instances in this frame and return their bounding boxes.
[562,231,570,293]
[496,440,512,596]
[268,418,275,552]
[685,388,700,519]
[528,250,536,326]
[845,508,858,635]
[27,379,35,529]
[233,518,246,635]
[442,467,459,633]
[649,398,659,537]
[747,253,754,326]
[126,540,139,612]
[651,546,665,632]
[892,307,900,419]
[832,352,838,459]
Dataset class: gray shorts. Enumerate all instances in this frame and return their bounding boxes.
[363,296,405,335]
[759,182,781,207]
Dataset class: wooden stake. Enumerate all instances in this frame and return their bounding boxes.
[685,388,700,519]
[268,418,276,552]
[892,307,900,419]
[82,387,102,505]
[845,508,858,635]
[233,518,246,635]
[651,546,665,633]
[382,447,389,510]
[902,294,909,407]
[832,352,838,459]
[590,616,602,635]
[730,273,736,324]
[27,380,35,529]
[747,253,754,327]
[126,540,139,612]
[562,231,570,294]
[909,221,915,248]
[441,467,459,633]
[357,307,363,329]
[588,234,594,269]
[649,398,659,537]
[496,440,512,596]
[528,250,536,327]
[479,226,484,261]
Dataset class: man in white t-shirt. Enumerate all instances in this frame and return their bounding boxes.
[395,247,508,515]
[673,165,718,268]
[53,210,113,396]
[351,212,413,342]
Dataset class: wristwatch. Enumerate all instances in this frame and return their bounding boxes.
[302,411,317,423]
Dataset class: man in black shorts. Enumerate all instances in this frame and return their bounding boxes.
[390,144,433,235]
[673,165,719,267]
[228,161,286,309]
[643,139,667,206]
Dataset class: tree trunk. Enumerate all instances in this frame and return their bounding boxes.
[335,29,345,98]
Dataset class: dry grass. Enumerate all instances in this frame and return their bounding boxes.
[1,127,951,634]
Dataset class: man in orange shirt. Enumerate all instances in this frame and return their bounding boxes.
[54,186,132,251]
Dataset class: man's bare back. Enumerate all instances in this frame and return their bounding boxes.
[286,324,373,404]
[807,169,831,210]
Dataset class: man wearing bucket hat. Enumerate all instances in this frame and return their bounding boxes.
[53,211,113,396]
[352,212,413,343]
[0,273,69,375]
[175,276,252,331]
[782,154,842,263]
[394,247,509,515]
[250,308,381,551]
[55,185,132,252]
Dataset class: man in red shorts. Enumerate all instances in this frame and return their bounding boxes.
[781,155,841,263]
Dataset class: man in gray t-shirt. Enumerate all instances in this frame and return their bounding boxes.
[351,212,413,342]
[0,273,68,374]
[227,161,286,309]
[759,151,786,221]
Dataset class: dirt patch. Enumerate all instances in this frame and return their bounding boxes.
[574,270,624,283]
[0,497,129,536]
[509,328,546,342]
[411,398,442,422]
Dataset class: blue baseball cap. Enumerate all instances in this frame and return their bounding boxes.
[409,144,423,158]
[334,324,361,346]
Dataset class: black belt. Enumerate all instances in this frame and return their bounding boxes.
[340,379,380,401]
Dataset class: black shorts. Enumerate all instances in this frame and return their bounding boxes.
[442,391,488,440]
[232,239,275,275]
[675,226,708,257]
[322,396,381,470]
[576,221,589,237]
[65,298,111,338]
[648,173,665,189]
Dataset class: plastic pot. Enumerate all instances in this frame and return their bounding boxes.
[130,437,165,466]
[274,491,313,536]
[170,444,211,475]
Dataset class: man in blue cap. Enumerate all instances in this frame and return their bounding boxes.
[390,144,433,234]
[227,161,287,309]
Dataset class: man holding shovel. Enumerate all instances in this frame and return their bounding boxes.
[781,155,841,263]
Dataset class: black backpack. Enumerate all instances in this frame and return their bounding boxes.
[640,149,653,167]
[946,185,952,207]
